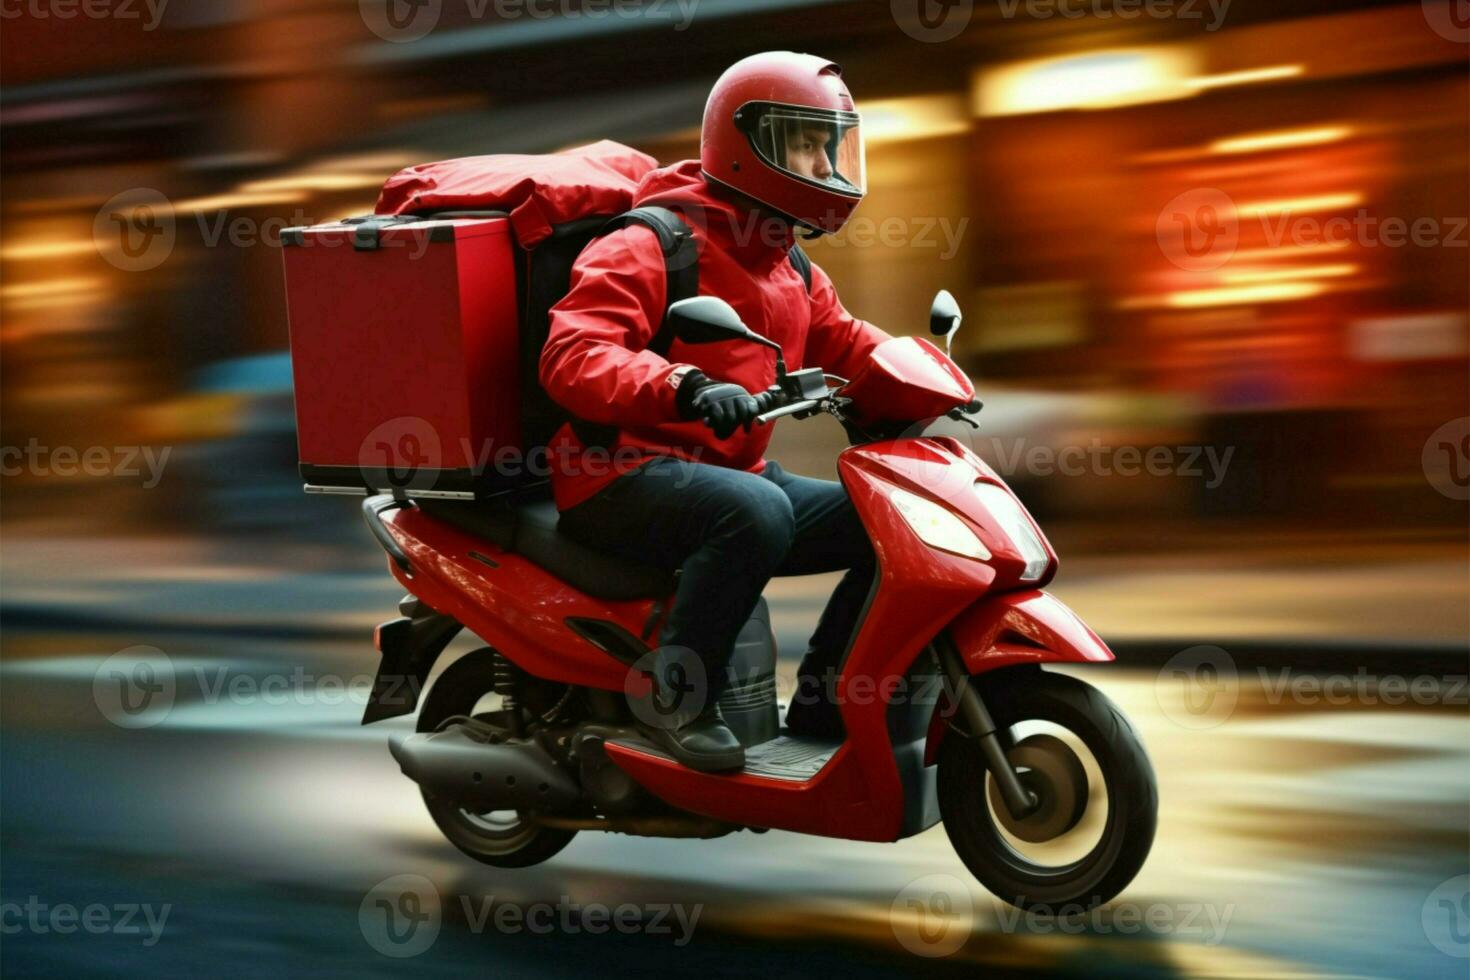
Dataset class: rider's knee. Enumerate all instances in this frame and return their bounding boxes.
[729,484,795,563]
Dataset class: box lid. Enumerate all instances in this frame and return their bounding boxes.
[282,213,509,250]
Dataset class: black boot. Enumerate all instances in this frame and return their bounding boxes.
[641,706,745,773]
[784,665,846,740]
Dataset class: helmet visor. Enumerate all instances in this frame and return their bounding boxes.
[743,104,865,198]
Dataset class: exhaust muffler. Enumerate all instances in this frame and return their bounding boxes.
[389,724,581,812]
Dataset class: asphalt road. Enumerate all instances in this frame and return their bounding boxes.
[2,615,1467,979]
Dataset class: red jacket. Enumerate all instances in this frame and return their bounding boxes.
[539,160,891,510]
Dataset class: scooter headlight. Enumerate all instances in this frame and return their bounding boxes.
[972,482,1049,581]
[888,487,991,562]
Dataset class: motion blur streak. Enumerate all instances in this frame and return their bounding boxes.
[2,0,1466,977]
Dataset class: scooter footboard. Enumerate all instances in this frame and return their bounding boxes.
[949,589,1114,673]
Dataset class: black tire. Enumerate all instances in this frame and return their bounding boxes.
[414,648,577,868]
[938,668,1157,912]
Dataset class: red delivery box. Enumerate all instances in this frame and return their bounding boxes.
[282,214,520,499]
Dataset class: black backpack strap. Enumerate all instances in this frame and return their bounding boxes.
[600,206,699,357]
[788,242,813,293]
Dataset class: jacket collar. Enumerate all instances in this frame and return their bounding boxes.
[635,160,796,269]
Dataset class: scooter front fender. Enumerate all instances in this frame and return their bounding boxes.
[950,589,1114,674]
[924,590,1112,765]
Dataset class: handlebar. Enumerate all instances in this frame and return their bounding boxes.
[756,398,822,424]
[753,389,782,415]
[750,368,840,425]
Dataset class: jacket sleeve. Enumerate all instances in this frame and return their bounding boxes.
[800,258,893,381]
[538,225,692,428]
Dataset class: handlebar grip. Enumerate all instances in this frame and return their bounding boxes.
[753,390,782,413]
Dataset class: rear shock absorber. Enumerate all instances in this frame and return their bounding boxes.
[492,652,525,738]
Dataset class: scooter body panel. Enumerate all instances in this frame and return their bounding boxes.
[607,437,1114,841]
[952,588,1114,674]
[381,504,657,691]
[607,439,1010,841]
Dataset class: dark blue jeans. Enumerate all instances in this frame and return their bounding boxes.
[558,457,875,707]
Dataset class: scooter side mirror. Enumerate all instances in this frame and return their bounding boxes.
[667,295,789,377]
[667,296,753,345]
[930,289,962,341]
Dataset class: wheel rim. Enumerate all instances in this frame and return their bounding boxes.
[986,733,1089,843]
[978,720,1112,876]
[421,686,542,852]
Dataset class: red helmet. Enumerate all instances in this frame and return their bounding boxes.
[701,51,866,235]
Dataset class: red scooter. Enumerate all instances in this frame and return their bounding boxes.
[358,291,1157,910]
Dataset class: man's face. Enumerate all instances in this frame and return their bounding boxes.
[782,124,835,182]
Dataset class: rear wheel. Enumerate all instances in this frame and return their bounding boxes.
[938,669,1157,911]
[414,648,577,868]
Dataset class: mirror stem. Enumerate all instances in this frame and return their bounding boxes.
[753,335,787,378]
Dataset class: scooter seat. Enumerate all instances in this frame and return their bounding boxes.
[514,500,676,601]
[416,498,676,601]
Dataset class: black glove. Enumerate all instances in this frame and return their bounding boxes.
[675,370,760,439]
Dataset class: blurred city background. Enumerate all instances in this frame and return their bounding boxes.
[2,1,1468,977]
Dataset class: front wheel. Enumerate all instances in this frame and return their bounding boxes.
[937,669,1157,911]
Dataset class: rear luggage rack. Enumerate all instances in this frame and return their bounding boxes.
[363,495,414,572]
[305,483,477,500]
